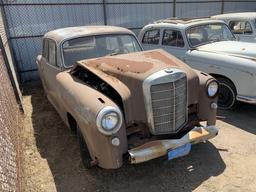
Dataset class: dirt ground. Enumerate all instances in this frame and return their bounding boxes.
[21,83,256,192]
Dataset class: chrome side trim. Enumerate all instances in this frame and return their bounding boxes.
[237,95,256,104]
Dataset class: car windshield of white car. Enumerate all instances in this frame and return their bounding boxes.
[186,23,236,47]
[62,34,142,67]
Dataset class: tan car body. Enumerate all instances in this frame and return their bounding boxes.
[37,26,218,169]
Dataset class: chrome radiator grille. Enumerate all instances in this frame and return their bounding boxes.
[143,69,187,135]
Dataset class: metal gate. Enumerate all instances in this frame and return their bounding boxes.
[1,0,256,82]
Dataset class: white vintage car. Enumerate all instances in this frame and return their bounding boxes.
[139,18,256,109]
[212,12,256,43]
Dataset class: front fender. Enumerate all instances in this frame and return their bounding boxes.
[185,50,256,98]
[56,72,127,169]
[194,70,217,125]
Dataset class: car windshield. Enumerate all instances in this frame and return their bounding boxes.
[62,34,142,67]
[186,23,236,47]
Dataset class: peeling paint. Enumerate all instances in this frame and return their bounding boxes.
[79,50,190,76]
[85,56,154,74]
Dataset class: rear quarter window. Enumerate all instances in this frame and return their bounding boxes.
[43,39,49,60]
[48,41,57,66]
[142,29,160,45]
[229,20,253,34]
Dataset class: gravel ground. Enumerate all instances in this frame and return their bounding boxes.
[22,83,256,192]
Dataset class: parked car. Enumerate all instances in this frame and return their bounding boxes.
[212,12,256,43]
[139,18,256,109]
[37,26,219,169]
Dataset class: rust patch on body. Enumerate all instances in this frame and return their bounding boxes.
[142,51,180,66]
[189,129,209,141]
[87,57,153,73]
[79,50,186,75]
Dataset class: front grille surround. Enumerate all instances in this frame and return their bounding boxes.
[143,68,188,135]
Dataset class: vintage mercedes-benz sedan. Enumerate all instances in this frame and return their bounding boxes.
[139,18,256,109]
[212,12,256,43]
[37,26,219,169]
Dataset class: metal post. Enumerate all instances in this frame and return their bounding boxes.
[221,0,224,14]
[173,0,176,17]
[103,0,107,25]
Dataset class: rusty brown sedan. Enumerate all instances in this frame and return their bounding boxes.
[37,26,219,169]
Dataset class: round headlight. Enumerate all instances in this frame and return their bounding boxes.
[207,80,219,97]
[102,112,119,130]
[96,106,122,135]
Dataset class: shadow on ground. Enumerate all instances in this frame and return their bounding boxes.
[24,83,225,192]
[218,102,256,135]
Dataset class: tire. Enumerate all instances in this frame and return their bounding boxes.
[216,77,237,110]
[77,127,93,169]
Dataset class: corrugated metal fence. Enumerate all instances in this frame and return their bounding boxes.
[1,0,256,82]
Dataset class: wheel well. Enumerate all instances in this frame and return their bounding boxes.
[209,73,237,91]
[67,112,77,132]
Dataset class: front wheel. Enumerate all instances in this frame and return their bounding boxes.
[217,77,237,110]
[77,127,93,169]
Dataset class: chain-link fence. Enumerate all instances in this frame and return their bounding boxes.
[0,44,22,191]
[1,0,256,82]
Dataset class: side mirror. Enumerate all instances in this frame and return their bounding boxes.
[236,36,240,41]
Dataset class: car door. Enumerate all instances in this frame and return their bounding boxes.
[229,20,256,42]
[42,39,62,110]
[160,29,187,59]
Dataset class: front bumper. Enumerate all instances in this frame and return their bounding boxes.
[128,125,218,164]
[237,95,256,104]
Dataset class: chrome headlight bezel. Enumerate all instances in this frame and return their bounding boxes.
[206,79,219,98]
[96,106,123,135]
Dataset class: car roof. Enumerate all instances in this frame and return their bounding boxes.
[212,12,256,20]
[44,25,135,43]
[143,18,226,30]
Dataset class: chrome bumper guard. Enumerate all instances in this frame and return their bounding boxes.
[128,125,218,164]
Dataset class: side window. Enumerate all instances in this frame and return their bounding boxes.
[48,40,57,67]
[43,39,49,60]
[229,20,253,34]
[105,36,119,50]
[142,29,160,45]
[162,29,184,47]
[120,35,139,52]
[245,22,253,34]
